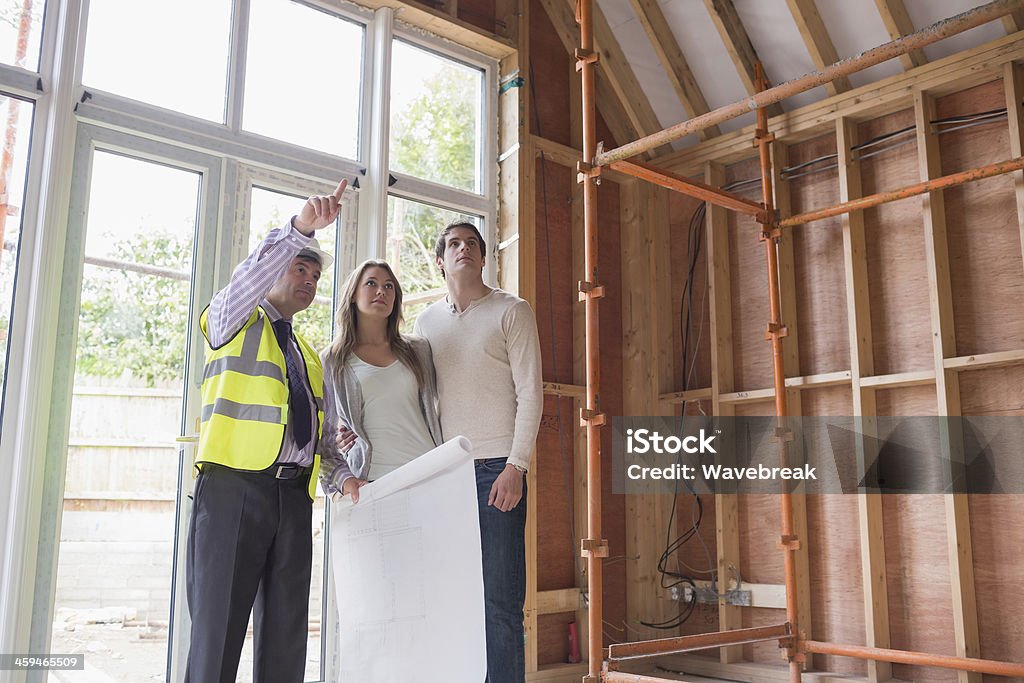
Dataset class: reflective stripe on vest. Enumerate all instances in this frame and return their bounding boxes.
[197,306,324,499]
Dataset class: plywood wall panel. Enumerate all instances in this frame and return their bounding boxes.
[533,156,577,597]
[960,366,1024,681]
[936,80,1024,357]
[537,611,576,666]
[787,134,850,377]
[807,493,867,676]
[535,157,575,385]
[800,385,853,415]
[968,494,1024,680]
[882,494,957,682]
[801,384,859,676]
[858,108,934,375]
[960,365,1024,415]
[529,0,572,147]
[726,159,774,392]
[598,178,628,647]
[875,385,939,416]
[457,0,496,33]
[536,395,579,592]
[669,190,711,392]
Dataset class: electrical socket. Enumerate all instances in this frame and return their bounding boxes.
[670,584,752,607]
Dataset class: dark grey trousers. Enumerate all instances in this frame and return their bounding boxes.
[184,464,313,683]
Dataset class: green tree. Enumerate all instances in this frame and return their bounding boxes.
[76,231,191,386]
[249,204,334,352]
[388,63,479,330]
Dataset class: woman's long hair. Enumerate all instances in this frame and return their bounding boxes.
[325,260,426,389]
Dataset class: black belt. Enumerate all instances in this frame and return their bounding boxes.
[263,463,312,480]
[200,462,312,480]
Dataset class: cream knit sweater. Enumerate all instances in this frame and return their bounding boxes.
[414,288,543,471]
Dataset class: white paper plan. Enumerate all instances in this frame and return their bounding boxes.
[329,436,485,682]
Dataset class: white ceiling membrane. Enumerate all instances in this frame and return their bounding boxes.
[592,0,1011,150]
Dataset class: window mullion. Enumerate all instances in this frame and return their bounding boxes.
[224,0,251,131]
[358,6,394,263]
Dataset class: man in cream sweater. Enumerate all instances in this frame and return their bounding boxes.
[415,222,543,682]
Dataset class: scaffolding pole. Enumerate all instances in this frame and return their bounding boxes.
[780,155,1024,226]
[753,63,805,683]
[576,1,608,681]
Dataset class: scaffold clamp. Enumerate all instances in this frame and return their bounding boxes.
[754,128,776,145]
[777,534,801,551]
[581,538,610,558]
[574,48,599,71]
[774,425,795,442]
[764,321,789,340]
[759,221,783,241]
[577,160,602,184]
[578,280,606,301]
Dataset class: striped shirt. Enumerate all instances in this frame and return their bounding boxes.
[206,220,319,466]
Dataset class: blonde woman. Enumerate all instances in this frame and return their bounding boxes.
[319,260,442,502]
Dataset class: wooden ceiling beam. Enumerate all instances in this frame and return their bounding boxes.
[536,0,640,154]
[1001,9,1024,33]
[702,0,785,118]
[874,0,927,70]
[785,0,851,95]
[628,0,721,140]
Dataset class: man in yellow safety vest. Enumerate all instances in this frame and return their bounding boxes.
[184,179,347,683]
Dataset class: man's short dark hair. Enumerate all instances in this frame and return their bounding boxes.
[434,221,486,264]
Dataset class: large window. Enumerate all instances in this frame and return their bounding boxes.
[2,2,496,682]
[243,0,364,157]
[390,39,483,194]
[82,0,233,121]
[50,150,202,682]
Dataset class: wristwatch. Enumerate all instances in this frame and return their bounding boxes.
[510,463,528,475]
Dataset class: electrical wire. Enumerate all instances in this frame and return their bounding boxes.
[777,108,1009,181]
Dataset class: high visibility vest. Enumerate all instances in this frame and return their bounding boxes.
[197,305,324,500]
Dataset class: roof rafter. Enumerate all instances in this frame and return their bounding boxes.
[628,0,721,140]
[785,0,851,95]
[874,0,927,70]
[702,0,785,119]
[1001,9,1024,32]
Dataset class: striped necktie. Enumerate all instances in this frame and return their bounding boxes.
[271,319,312,450]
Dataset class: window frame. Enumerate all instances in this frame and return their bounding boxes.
[0,1,499,680]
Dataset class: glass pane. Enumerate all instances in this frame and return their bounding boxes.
[0,95,33,431]
[0,0,44,71]
[390,40,482,193]
[386,195,477,331]
[243,0,363,159]
[247,186,332,682]
[83,0,231,121]
[49,152,200,681]
[248,186,336,351]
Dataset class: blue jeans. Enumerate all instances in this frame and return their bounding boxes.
[475,457,527,683]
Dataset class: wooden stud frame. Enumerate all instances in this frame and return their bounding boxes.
[913,89,981,683]
[835,117,892,683]
[515,15,1024,683]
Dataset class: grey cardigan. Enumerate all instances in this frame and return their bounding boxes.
[318,336,443,493]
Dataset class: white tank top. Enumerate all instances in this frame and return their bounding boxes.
[348,354,435,480]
